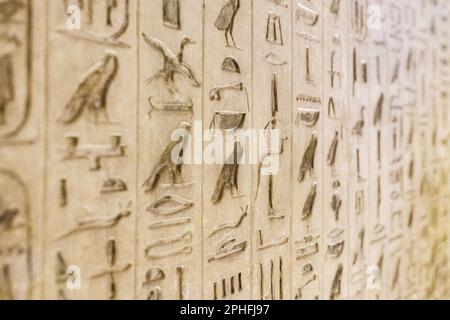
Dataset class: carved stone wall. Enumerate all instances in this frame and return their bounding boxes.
[0,0,449,300]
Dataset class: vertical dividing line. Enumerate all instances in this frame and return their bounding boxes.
[344,2,350,298]
[383,0,393,299]
[250,0,254,300]
[24,0,32,138]
[134,0,140,300]
[363,4,370,301]
[289,0,294,300]
[25,0,33,298]
[201,0,205,300]
[366,0,373,301]
[321,0,326,300]
[41,0,50,299]
[345,0,352,299]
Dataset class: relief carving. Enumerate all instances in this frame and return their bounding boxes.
[0,169,31,300]
[215,0,240,49]
[59,52,118,124]
[0,0,31,140]
[142,34,200,116]
[59,0,130,48]
[2,0,449,301]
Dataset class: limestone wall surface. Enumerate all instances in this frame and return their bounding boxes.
[0,0,449,300]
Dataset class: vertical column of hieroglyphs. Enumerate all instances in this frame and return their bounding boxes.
[383,0,408,299]
[420,0,450,299]
[136,0,203,300]
[347,0,371,299]
[251,0,292,300]
[444,0,450,299]
[413,0,432,299]
[0,0,44,300]
[428,0,449,299]
[400,0,422,299]
[413,0,437,299]
[412,0,429,299]
[43,0,138,299]
[365,0,389,300]
[412,0,428,299]
[438,0,450,299]
[417,0,434,299]
[202,0,253,300]
[322,0,349,300]
[436,0,450,299]
[291,0,324,300]
[400,0,416,299]
[384,1,406,298]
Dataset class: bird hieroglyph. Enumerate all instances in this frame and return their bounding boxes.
[141,33,200,116]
